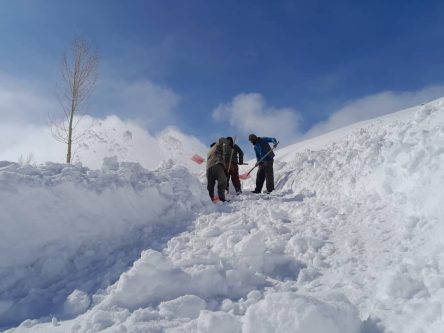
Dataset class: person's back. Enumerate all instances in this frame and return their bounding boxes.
[206,140,226,170]
[206,138,229,201]
[224,138,244,165]
[225,137,244,194]
[206,145,218,169]
[253,137,276,162]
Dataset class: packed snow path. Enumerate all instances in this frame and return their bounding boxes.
[4,98,444,332]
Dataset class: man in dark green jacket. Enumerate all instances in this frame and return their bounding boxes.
[206,138,229,202]
[225,136,244,194]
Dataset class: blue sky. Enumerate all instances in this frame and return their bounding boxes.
[2,0,444,150]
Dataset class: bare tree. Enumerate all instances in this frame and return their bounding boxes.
[51,36,99,164]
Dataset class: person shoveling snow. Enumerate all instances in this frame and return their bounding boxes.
[206,138,230,202]
[243,134,278,194]
[225,136,244,195]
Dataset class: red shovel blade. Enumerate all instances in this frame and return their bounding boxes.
[191,154,205,164]
[239,173,250,180]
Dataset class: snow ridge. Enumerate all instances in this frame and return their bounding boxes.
[0,158,208,329]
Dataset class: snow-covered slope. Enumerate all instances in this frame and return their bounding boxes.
[3,98,444,332]
[275,101,421,160]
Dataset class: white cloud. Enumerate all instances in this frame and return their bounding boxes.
[0,73,181,132]
[213,93,302,143]
[0,74,63,163]
[305,85,444,138]
[0,74,57,123]
[93,79,180,131]
[0,71,181,127]
[0,122,64,163]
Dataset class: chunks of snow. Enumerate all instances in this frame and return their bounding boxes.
[63,290,91,317]
[101,155,119,171]
[103,250,193,310]
[242,292,362,333]
[159,295,206,319]
[196,311,241,333]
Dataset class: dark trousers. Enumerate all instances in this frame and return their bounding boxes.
[255,160,274,192]
[207,164,227,201]
[226,162,241,192]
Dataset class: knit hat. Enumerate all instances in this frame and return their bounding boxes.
[248,134,257,143]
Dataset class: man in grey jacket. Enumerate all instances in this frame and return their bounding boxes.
[206,137,229,202]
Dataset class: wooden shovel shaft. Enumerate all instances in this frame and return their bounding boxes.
[226,135,236,172]
[244,141,279,176]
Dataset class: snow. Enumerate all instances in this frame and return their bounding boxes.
[242,292,361,333]
[64,290,91,317]
[2,97,444,332]
[0,159,208,328]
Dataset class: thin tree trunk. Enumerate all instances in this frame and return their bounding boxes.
[66,98,76,164]
[67,116,74,163]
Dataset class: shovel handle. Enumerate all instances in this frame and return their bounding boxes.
[245,141,279,176]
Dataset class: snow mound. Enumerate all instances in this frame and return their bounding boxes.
[0,158,208,328]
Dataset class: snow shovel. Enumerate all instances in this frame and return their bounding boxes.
[191,154,205,164]
[225,136,237,194]
[239,142,279,180]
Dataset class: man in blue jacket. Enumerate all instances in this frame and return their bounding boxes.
[248,134,278,194]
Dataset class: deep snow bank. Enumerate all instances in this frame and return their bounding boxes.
[0,158,208,328]
[272,99,444,221]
